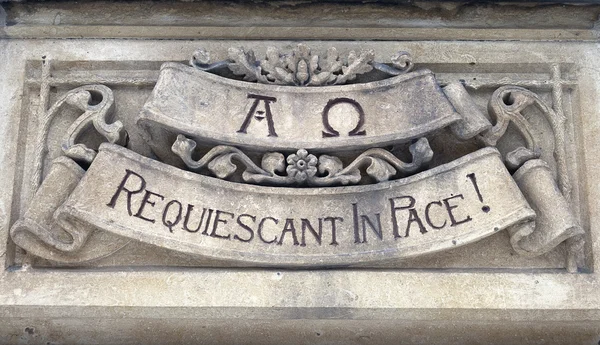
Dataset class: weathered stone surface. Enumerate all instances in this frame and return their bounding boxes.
[139,62,459,154]
[10,156,129,263]
[7,40,582,268]
[50,144,533,266]
[1,1,600,342]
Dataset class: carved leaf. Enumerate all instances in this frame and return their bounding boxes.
[321,47,342,74]
[318,155,344,176]
[295,60,310,86]
[334,168,362,185]
[261,152,286,175]
[171,134,196,159]
[336,50,374,84]
[285,53,298,73]
[309,55,319,74]
[228,47,260,82]
[308,72,331,86]
[296,44,311,59]
[260,47,283,81]
[273,66,293,85]
[409,137,434,166]
[208,153,238,179]
[365,157,396,182]
[64,91,91,111]
[62,144,97,164]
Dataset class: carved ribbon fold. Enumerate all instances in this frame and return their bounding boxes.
[38,144,537,266]
[10,143,583,264]
[10,157,129,263]
[508,159,583,256]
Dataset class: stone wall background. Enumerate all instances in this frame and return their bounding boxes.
[2,1,600,344]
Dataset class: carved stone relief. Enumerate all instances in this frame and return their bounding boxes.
[9,44,586,271]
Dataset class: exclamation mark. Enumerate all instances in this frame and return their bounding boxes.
[467,173,490,213]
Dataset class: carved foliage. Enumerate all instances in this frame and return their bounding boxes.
[172,135,433,186]
[61,85,128,164]
[191,44,414,86]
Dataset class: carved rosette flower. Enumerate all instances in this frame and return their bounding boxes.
[286,149,318,182]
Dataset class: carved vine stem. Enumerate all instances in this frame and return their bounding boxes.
[32,85,127,189]
[480,85,570,198]
[172,135,433,187]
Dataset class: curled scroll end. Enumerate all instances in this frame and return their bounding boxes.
[190,48,231,72]
[10,156,128,263]
[507,220,535,256]
[508,159,584,257]
[9,156,85,253]
[442,82,492,140]
[102,120,128,147]
[371,51,414,77]
[391,51,414,73]
[61,85,129,164]
[191,48,211,66]
[509,221,584,258]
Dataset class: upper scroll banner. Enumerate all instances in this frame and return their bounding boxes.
[138,62,460,159]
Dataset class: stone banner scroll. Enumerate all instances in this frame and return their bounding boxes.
[50,143,536,266]
[138,63,460,163]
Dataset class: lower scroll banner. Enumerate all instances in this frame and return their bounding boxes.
[11,143,583,266]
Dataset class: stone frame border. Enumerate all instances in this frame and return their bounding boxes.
[0,37,599,342]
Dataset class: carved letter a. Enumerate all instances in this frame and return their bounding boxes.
[237,94,278,137]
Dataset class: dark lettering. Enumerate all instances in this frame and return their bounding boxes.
[210,210,233,239]
[389,196,416,238]
[162,199,182,233]
[183,205,208,233]
[235,214,256,243]
[278,218,300,246]
[237,94,278,137]
[443,194,473,227]
[106,169,146,216]
[322,98,366,138]
[353,203,382,243]
[352,203,361,243]
[258,217,279,244]
[201,209,214,235]
[425,201,447,230]
[300,218,322,247]
[467,173,484,202]
[323,217,343,246]
[405,209,427,237]
[361,214,383,242]
[134,190,164,223]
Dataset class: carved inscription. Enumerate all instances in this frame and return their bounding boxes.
[138,63,461,153]
[106,169,345,246]
[106,168,492,248]
[322,98,367,138]
[236,94,367,139]
[11,48,586,268]
[55,144,536,265]
[237,94,278,137]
